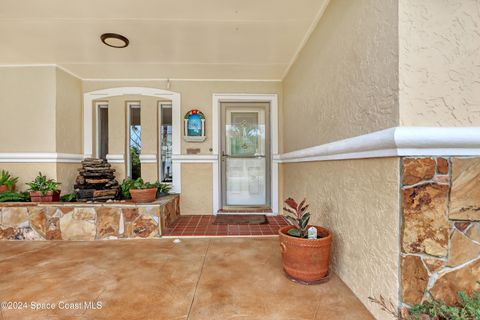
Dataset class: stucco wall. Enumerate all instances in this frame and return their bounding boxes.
[280,1,400,318]
[56,163,80,194]
[0,66,56,152]
[181,163,213,214]
[283,158,400,320]
[55,68,83,154]
[282,0,398,152]
[399,0,480,126]
[0,66,82,193]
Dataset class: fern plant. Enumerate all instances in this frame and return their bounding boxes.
[0,170,19,191]
[26,172,60,195]
[0,191,29,202]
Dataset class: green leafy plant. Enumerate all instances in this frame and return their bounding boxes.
[156,182,172,194]
[0,170,19,190]
[0,191,30,202]
[26,172,60,195]
[130,146,141,179]
[370,284,480,320]
[408,290,480,320]
[283,197,311,238]
[120,178,171,199]
[60,193,76,202]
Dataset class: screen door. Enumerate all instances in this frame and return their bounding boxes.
[221,102,270,208]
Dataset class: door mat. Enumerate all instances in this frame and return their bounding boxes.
[213,214,268,225]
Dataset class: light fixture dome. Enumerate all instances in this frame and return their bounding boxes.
[100,33,129,48]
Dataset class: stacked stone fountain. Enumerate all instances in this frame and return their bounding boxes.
[74,158,119,202]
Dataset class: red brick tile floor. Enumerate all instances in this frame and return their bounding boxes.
[163,215,289,237]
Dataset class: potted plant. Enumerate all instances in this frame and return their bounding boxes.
[278,197,332,283]
[27,172,61,202]
[0,170,18,193]
[120,178,170,203]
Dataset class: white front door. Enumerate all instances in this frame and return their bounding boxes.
[221,102,270,209]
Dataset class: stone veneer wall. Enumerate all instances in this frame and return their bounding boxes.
[401,157,480,306]
[0,195,179,241]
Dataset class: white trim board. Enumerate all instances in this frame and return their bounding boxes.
[139,154,157,164]
[212,93,279,215]
[0,153,83,163]
[172,155,218,163]
[106,154,125,164]
[276,127,480,163]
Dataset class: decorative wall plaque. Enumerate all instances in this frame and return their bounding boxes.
[184,109,206,142]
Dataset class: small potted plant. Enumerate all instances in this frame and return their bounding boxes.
[278,197,332,283]
[120,178,169,203]
[0,170,18,193]
[27,172,61,202]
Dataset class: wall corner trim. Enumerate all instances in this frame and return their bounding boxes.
[277,127,480,163]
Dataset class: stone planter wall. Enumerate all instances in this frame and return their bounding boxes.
[401,157,480,306]
[0,195,180,241]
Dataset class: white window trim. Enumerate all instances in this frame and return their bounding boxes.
[95,102,108,160]
[158,103,173,183]
[126,102,141,178]
[212,94,279,215]
[83,87,182,193]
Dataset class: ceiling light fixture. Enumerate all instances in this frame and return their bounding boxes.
[100,33,129,48]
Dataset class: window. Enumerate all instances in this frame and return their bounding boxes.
[97,104,109,160]
[160,104,173,182]
[128,103,141,179]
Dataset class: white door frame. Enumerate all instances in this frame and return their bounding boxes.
[212,94,279,215]
[83,87,182,193]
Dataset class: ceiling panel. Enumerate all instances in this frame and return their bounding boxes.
[0,0,329,79]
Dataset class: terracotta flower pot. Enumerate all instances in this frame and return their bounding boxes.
[278,225,332,283]
[30,190,61,202]
[130,188,157,203]
[0,184,15,193]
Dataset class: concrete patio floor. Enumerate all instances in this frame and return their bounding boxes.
[0,238,374,320]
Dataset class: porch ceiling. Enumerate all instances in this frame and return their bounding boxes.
[0,0,329,80]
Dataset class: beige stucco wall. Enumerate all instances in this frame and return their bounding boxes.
[106,96,127,155]
[282,0,398,152]
[283,158,400,320]
[399,0,480,126]
[0,66,83,193]
[181,163,213,214]
[141,163,158,182]
[55,68,83,154]
[280,1,400,318]
[56,163,80,194]
[0,66,57,152]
